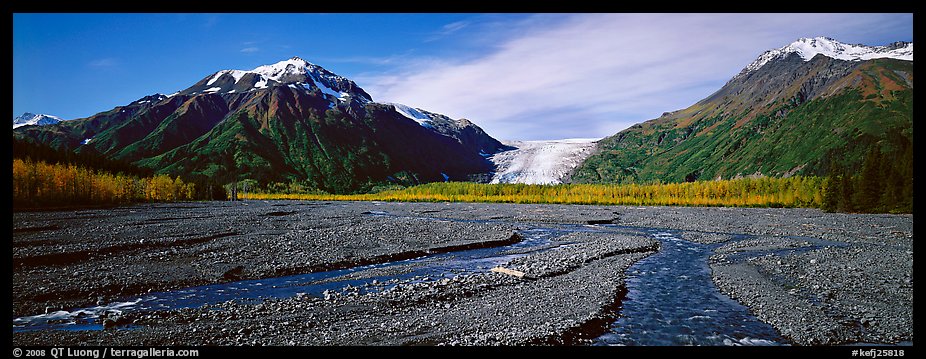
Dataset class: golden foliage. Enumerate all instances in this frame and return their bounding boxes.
[13,158,195,207]
[249,177,825,208]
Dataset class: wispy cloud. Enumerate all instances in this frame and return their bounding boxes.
[441,21,469,33]
[362,13,912,140]
[424,21,470,42]
[240,47,260,53]
[88,58,118,68]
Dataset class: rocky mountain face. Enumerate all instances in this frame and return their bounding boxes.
[13,57,505,193]
[572,37,913,184]
[389,103,511,156]
[734,37,912,79]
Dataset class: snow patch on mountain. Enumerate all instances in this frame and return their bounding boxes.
[13,113,64,129]
[130,93,172,106]
[210,58,349,90]
[488,139,599,185]
[254,77,269,89]
[191,57,372,105]
[250,57,310,83]
[389,103,432,125]
[309,73,350,102]
[737,37,913,78]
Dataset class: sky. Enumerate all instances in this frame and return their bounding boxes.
[12,13,913,140]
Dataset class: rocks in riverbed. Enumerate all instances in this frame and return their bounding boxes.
[14,226,656,346]
[222,265,245,280]
[12,201,518,318]
[100,312,133,329]
[507,232,657,278]
[12,201,913,346]
[711,236,913,345]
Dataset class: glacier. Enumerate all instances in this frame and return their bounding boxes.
[488,138,598,185]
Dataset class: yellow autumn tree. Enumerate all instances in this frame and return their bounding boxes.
[13,158,197,207]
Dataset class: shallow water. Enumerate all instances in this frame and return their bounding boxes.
[14,219,796,347]
[593,230,788,346]
[12,227,569,332]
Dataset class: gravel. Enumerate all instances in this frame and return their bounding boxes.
[711,237,913,345]
[12,201,913,346]
[12,201,517,318]
[13,203,657,345]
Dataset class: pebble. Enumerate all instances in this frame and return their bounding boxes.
[11,202,912,346]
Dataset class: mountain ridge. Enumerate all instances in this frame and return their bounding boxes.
[735,36,913,79]
[572,37,913,185]
[13,57,506,193]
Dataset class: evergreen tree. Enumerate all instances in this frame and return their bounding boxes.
[880,161,903,211]
[896,135,914,212]
[838,173,854,212]
[822,168,840,212]
[216,143,239,201]
[854,146,883,212]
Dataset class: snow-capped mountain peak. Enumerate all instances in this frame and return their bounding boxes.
[184,56,372,104]
[736,37,913,78]
[13,112,63,129]
[249,56,311,82]
[206,57,310,87]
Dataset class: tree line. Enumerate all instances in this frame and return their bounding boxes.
[12,158,197,207]
[247,177,827,208]
[822,134,913,213]
[13,133,910,213]
[13,137,152,177]
[12,137,226,208]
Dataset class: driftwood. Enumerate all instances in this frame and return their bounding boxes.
[490,266,526,278]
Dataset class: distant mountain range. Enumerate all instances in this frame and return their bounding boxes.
[572,37,913,184]
[13,57,508,193]
[14,37,913,192]
[13,113,64,129]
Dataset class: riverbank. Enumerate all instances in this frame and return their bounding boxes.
[13,201,912,346]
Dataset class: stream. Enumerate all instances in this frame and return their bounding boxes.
[12,226,573,332]
[593,230,786,346]
[13,217,820,346]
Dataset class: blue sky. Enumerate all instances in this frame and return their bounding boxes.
[13,13,913,140]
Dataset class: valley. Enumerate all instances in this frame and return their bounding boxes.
[12,14,915,350]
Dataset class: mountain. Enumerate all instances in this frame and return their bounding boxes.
[13,57,505,193]
[13,113,64,129]
[488,139,598,185]
[735,37,912,79]
[389,103,511,156]
[572,37,913,184]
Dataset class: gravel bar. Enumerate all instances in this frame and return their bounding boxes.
[12,201,912,346]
